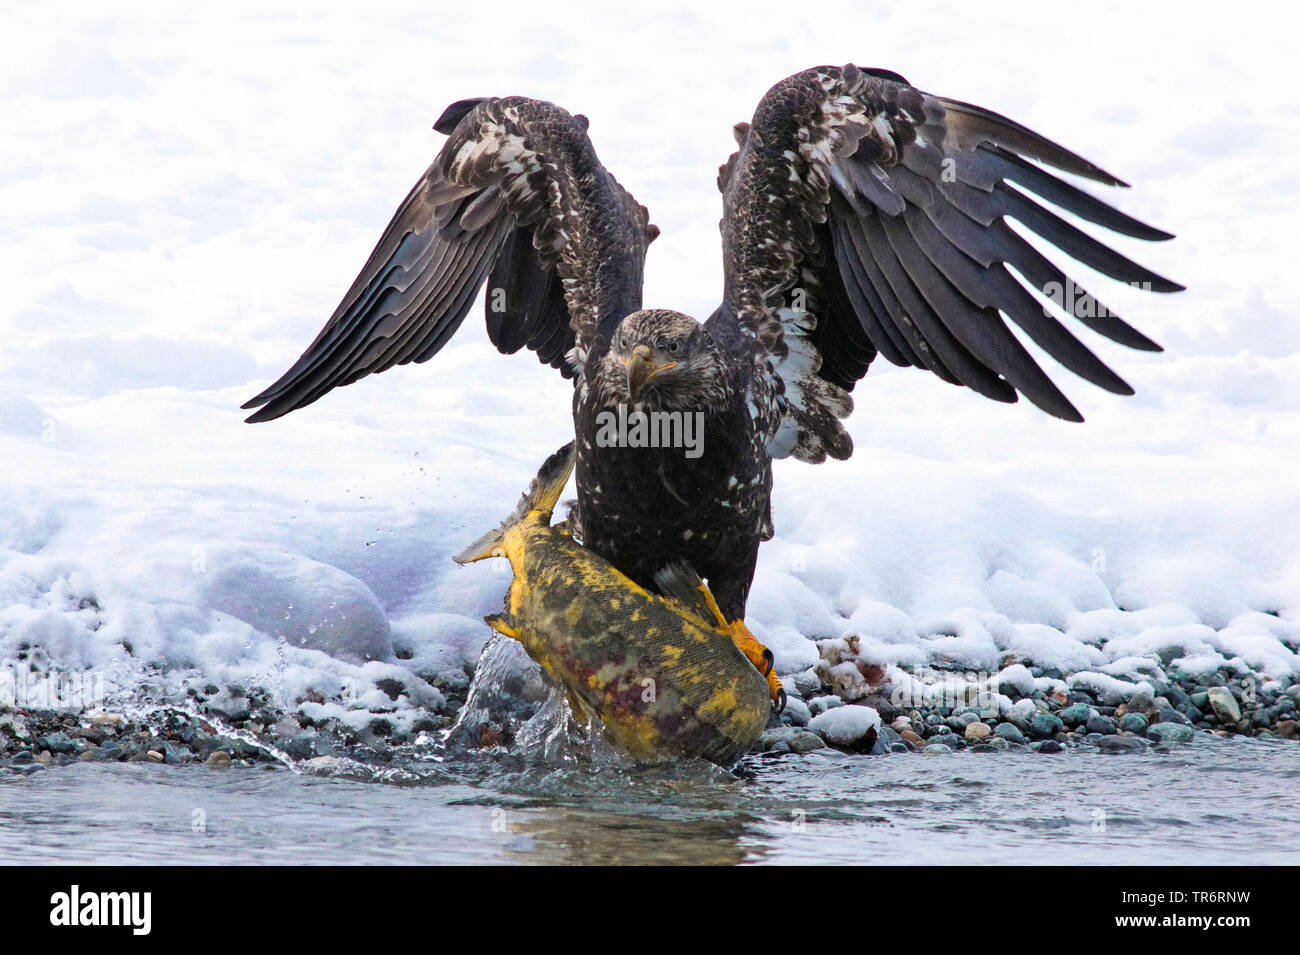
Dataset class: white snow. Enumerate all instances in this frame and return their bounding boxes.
[1,2,1298,727]
[808,705,882,744]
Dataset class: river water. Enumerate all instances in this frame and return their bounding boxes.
[4,734,1297,865]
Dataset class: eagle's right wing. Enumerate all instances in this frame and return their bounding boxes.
[243,97,657,423]
[714,65,1181,462]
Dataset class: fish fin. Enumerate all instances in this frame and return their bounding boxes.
[527,441,576,518]
[453,442,576,563]
[485,613,521,641]
[566,690,589,720]
[652,561,729,630]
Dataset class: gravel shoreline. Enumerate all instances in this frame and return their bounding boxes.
[3,656,1298,774]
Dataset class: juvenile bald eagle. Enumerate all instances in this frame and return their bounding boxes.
[244,65,1179,648]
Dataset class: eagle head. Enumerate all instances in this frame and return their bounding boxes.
[600,309,728,411]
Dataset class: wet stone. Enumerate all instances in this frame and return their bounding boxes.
[1148,723,1195,745]
[1206,687,1241,724]
[1154,699,1191,725]
[994,722,1027,745]
[1118,713,1149,734]
[1098,735,1148,754]
[947,711,980,731]
[782,696,811,727]
[36,732,78,755]
[789,731,827,755]
[1027,712,1064,740]
[1085,714,1117,735]
[1126,692,1158,718]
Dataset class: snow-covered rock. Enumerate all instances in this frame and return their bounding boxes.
[808,705,882,746]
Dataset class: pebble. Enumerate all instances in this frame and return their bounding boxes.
[1148,723,1195,744]
[1126,692,1158,718]
[789,731,827,755]
[1206,687,1241,724]
[963,722,991,741]
[947,712,980,731]
[1030,739,1063,753]
[145,749,165,762]
[1154,699,1191,725]
[1085,714,1117,735]
[36,732,79,755]
[899,729,924,746]
[869,727,900,756]
[1097,735,1147,754]
[1027,712,1064,740]
[922,742,955,755]
[1164,684,1193,709]
[757,726,797,751]
[1278,720,1299,740]
[1057,703,1096,727]
[993,723,1027,745]
[1118,713,1149,734]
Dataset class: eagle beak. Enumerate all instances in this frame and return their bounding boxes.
[623,344,676,401]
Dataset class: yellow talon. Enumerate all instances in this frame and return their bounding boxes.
[728,619,785,712]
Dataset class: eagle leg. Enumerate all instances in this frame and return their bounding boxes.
[728,620,786,713]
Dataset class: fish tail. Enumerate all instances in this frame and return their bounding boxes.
[453,442,576,563]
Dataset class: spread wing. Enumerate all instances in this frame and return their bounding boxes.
[714,64,1182,461]
[243,96,657,423]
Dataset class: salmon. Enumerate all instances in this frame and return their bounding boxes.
[454,443,771,766]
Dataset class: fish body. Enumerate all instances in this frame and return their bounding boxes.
[456,444,770,765]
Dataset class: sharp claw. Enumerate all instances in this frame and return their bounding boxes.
[773,688,787,715]
[762,647,774,676]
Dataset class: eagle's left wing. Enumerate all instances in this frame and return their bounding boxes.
[713,64,1181,463]
[242,96,655,423]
